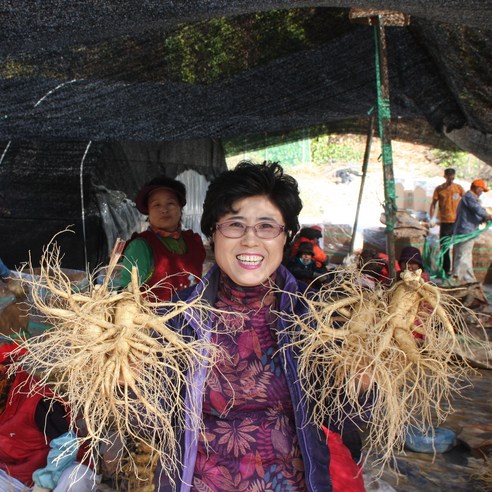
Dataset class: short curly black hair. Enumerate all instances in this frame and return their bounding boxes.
[201,160,303,245]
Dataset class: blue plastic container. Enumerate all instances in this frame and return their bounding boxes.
[404,426,457,453]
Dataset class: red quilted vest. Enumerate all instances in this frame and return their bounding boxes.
[137,229,206,301]
[0,371,61,486]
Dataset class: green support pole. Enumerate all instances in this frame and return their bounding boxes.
[374,18,397,281]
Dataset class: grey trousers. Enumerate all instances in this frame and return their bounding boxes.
[452,238,476,284]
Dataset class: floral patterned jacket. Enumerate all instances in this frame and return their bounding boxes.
[154,264,364,492]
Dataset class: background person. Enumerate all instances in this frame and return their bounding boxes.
[289,225,327,267]
[154,161,365,492]
[0,343,98,492]
[452,179,492,285]
[120,176,206,301]
[358,248,400,288]
[397,247,431,340]
[286,242,330,287]
[398,246,430,282]
[429,168,465,277]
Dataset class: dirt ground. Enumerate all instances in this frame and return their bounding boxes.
[234,138,489,234]
[363,366,492,492]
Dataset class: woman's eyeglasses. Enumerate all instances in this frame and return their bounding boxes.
[216,221,286,239]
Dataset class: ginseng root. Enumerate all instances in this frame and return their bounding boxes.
[10,233,221,483]
[276,266,485,474]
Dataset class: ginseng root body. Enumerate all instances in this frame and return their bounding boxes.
[12,236,218,481]
[278,266,482,472]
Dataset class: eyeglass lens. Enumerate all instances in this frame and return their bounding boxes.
[217,222,284,238]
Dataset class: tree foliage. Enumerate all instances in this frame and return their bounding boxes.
[429,148,485,180]
[164,8,350,84]
[311,133,365,165]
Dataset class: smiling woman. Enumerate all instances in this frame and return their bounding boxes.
[119,176,206,301]
[152,161,367,492]
[213,195,287,286]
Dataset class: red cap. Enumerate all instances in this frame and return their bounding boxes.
[135,176,187,214]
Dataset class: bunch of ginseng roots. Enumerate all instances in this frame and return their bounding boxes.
[277,264,487,473]
[9,234,221,484]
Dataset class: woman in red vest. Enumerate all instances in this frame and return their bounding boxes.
[120,176,206,301]
[0,343,98,491]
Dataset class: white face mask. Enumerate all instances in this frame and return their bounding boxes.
[300,254,313,265]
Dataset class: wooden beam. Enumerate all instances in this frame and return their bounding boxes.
[348,8,411,26]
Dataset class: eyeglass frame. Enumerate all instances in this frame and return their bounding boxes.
[215,220,286,239]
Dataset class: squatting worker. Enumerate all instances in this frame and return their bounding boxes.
[120,176,206,301]
[153,161,366,492]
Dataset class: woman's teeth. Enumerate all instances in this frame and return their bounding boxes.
[237,254,263,265]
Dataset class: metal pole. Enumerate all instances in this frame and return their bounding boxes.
[375,17,397,281]
[350,115,375,254]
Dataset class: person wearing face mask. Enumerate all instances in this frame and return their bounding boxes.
[120,176,206,301]
[287,242,329,286]
[451,179,492,285]
[151,161,366,492]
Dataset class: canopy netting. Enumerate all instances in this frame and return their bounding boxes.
[0,2,491,156]
[1,2,492,270]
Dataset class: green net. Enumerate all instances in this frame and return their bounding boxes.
[423,221,492,279]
